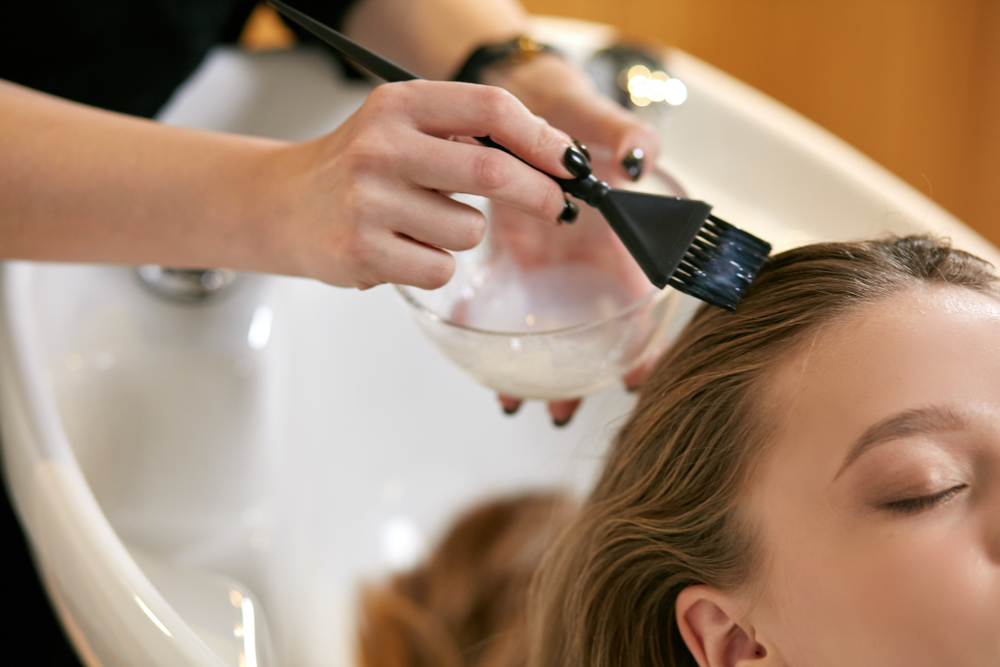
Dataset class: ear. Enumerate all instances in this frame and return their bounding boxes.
[675,585,772,667]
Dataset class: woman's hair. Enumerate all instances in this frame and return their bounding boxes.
[357,492,576,667]
[358,236,1000,667]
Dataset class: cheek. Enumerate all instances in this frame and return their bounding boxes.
[862,522,1000,660]
[756,517,1000,667]
[753,528,889,666]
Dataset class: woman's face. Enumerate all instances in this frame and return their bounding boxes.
[747,284,1000,666]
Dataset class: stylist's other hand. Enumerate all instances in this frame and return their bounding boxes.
[262,80,578,290]
[490,153,661,426]
[484,53,660,183]
[484,55,664,425]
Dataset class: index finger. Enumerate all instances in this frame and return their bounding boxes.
[394,80,579,180]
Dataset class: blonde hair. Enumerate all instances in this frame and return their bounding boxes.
[359,236,1000,667]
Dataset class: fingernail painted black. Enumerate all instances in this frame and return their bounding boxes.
[564,146,592,179]
[559,198,579,223]
[572,138,591,162]
[622,148,644,181]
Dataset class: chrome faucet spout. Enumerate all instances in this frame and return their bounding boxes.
[137,266,237,302]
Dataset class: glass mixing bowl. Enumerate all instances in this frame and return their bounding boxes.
[396,168,688,400]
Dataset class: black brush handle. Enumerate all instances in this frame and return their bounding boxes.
[473,135,610,206]
[267,0,607,205]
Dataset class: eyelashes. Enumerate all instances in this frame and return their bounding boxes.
[882,484,969,514]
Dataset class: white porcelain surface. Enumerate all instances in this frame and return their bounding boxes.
[2,16,998,667]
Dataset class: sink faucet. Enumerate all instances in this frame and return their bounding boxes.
[137,266,237,302]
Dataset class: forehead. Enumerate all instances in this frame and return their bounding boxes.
[760,285,1000,480]
[779,284,1000,395]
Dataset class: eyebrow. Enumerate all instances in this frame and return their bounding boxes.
[835,405,968,478]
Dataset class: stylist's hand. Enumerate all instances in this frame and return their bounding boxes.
[485,54,664,424]
[263,80,580,290]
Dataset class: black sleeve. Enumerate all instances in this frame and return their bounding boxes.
[0,0,363,118]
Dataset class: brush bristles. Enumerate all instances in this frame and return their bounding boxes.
[668,215,771,311]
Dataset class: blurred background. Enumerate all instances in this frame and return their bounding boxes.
[242,0,1000,248]
[524,0,1000,248]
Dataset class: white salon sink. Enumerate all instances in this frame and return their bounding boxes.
[2,17,997,667]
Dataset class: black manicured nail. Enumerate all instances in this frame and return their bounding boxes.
[558,198,579,223]
[622,148,644,181]
[625,385,640,393]
[552,416,572,427]
[503,404,520,416]
[563,146,592,179]
[572,138,591,162]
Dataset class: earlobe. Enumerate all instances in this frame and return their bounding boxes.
[675,585,772,667]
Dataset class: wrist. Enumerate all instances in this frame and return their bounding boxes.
[453,35,563,86]
[482,51,595,117]
[216,137,301,276]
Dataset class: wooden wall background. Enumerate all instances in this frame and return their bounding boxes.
[520,0,1000,246]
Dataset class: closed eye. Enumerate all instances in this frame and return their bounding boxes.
[883,484,968,514]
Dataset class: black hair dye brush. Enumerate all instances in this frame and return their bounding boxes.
[268,0,772,311]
